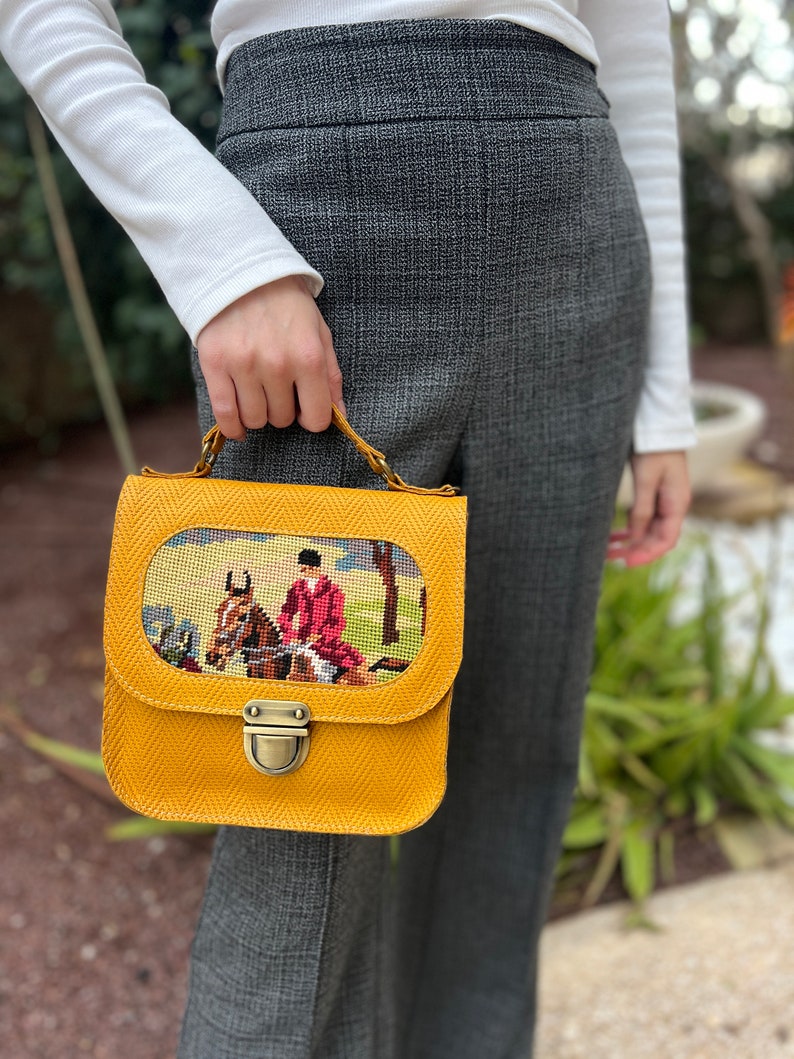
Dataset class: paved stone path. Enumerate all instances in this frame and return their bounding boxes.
[537,863,794,1058]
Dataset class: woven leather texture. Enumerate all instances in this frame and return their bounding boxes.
[102,676,452,834]
[103,474,466,834]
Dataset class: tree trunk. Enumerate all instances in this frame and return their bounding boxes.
[372,542,400,645]
[724,159,782,353]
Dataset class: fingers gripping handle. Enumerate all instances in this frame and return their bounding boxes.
[143,406,459,497]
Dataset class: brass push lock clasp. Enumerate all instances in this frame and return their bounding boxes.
[242,700,311,776]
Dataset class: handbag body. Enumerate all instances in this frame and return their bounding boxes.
[102,411,466,835]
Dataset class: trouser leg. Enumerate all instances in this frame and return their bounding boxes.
[178,828,395,1058]
[395,422,634,1059]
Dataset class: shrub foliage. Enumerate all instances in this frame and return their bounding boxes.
[560,546,794,909]
[0,0,220,433]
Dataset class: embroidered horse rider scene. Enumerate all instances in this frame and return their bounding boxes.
[142,530,427,685]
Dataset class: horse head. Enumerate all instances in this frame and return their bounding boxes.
[206,571,288,677]
[205,570,254,670]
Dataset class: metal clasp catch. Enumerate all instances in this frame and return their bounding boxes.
[242,700,311,776]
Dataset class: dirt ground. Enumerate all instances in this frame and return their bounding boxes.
[1,345,792,1058]
[0,402,211,1059]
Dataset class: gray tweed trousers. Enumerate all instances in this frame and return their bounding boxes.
[178,20,650,1059]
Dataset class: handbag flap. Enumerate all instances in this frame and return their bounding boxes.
[104,474,466,725]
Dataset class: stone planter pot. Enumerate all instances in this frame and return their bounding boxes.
[618,381,767,506]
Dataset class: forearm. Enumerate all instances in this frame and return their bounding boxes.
[0,0,323,342]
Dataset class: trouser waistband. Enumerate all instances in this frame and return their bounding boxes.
[219,18,607,142]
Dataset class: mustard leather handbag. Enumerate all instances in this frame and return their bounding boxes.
[102,409,466,835]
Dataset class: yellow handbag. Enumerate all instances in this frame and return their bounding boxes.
[102,409,467,835]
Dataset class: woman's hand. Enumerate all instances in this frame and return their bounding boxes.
[607,451,691,567]
[196,275,345,440]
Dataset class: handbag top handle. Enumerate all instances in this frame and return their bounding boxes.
[142,405,459,498]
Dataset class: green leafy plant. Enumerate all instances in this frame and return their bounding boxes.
[560,545,794,910]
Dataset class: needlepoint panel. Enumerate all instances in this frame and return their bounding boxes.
[142,529,427,686]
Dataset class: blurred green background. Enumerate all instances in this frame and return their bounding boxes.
[0,0,792,449]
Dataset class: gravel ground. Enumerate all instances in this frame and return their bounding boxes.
[0,401,211,1059]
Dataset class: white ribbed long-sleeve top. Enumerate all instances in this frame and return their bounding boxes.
[0,0,696,452]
